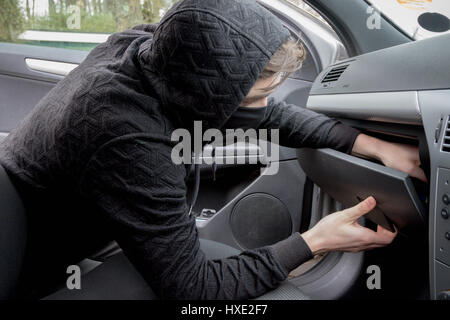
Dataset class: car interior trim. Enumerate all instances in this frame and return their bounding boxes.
[307,91,422,125]
[19,30,109,44]
[25,58,79,77]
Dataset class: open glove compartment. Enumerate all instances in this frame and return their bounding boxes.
[297,148,427,233]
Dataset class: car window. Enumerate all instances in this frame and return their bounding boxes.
[281,1,338,81]
[0,0,177,51]
[367,0,450,40]
[284,0,331,27]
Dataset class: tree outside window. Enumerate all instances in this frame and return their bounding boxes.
[1,0,177,43]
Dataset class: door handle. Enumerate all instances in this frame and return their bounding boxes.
[25,58,78,76]
[199,143,268,167]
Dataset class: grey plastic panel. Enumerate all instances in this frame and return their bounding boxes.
[270,78,313,109]
[310,33,450,96]
[419,89,450,299]
[436,168,450,266]
[0,43,87,83]
[435,260,450,297]
[197,160,307,249]
[297,148,426,232]
[307,91,422,125]
[0,43,87,132]
[289,185,364,300]
[0,74,55,132]
[291,251,363,300]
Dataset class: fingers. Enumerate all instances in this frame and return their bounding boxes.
[353,223,397,247]
[408,165,428,183]
[343,196,377,221]
[344,225,397,252]
[377,224,397,234]
[372,224,397,245]
[377,224,398,238]
[400,145,427,182]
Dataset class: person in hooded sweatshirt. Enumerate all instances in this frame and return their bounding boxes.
[0,0,427,300]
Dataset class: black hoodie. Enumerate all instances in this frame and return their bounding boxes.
[0,0,359,299]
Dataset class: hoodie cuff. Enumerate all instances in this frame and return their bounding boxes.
[268,232,314,274]
[327,123,361,155]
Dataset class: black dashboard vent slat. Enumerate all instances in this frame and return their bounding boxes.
[442,117,450,153]
[321,64,349,83]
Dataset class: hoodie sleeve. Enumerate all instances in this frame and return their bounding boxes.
[258,99,361,154]
[79,135,312,300]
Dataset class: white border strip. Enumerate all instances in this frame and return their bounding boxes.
[25,58,79,76]
[19,30,110,44]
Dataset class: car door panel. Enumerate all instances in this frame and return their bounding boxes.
[0,43,88,134]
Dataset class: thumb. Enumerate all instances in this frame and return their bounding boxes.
[342,196,377,221]
[409,165,428,183]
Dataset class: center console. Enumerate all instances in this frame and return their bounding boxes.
[303,33,450,299]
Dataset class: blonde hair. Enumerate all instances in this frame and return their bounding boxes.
[242,38,307,105]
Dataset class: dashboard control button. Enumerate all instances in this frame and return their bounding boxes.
[446,232,450,241]
[443,194,450,205]
[442,208,449,219]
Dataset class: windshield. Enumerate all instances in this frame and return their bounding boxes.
[368,0,450,40]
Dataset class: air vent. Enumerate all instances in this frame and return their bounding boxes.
[442,117,450,153]
[321,64,349,83]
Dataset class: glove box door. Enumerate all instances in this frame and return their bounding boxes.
[297,148,427,232]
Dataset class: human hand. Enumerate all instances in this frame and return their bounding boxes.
[302,197,398,255]
[352,134,427,182]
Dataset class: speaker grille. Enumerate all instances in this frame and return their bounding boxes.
[230,194,292,249]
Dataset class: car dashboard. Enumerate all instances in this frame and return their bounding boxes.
[300,32,450,299]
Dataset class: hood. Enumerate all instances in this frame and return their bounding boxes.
[137,0,290,132]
